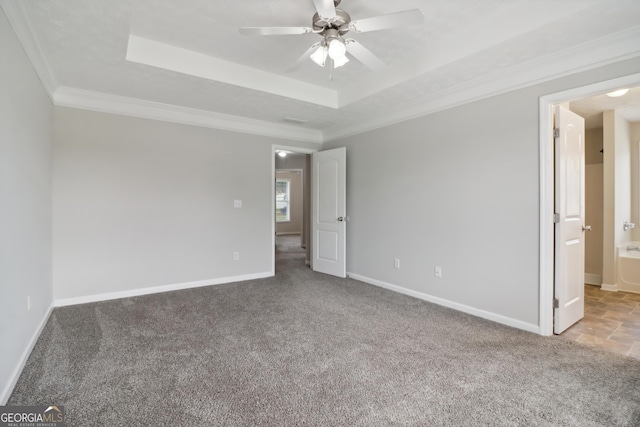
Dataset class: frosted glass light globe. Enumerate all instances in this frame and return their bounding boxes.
[310,45,328,67]
[328,39,347,60]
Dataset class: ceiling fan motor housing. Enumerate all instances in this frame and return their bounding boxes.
[312,8,351,36]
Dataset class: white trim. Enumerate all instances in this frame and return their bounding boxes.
[0,0,58,99]
[584,273,602,286]
[539,94,555,337]
[271,145,317,275]
[324,26,640,142]
[54,272,272,307]
[349,273,540,334]
[539,72,640,336]
[0,304,54,405]
[54,87,323,144]
[3,0,640,143]
[276,232,302,236]
[126,35,339,109]
[600,283,619,292]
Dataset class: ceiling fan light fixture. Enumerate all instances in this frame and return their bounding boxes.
[328,38,347,60]
[310,45,328,67]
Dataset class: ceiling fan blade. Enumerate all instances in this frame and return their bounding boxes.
[345,40,385,70]
[286,42,322,72]
[312,0,337,20]
[239,27,312,36]
[349,9,424,33]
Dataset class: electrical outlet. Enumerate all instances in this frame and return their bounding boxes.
[434,266,442,278]
[233,252,240,261]
[234,200,242,208]
[27,296,31,312]
[394,258,400,269]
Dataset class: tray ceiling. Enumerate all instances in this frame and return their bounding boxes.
[3,0,640,142]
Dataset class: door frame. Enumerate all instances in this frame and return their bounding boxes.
[271,145,317,276]
[538,72,640,336]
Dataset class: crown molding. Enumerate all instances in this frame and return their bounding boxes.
[4,0,639,145]
[53,86,324,144]
[1,0,58,99]
[323,25,640,142]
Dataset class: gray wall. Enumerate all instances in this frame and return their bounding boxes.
[52,107,290,300]
[0,9,53,403]
[324,58,640,328]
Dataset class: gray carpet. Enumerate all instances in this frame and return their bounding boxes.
[9,236,640,426]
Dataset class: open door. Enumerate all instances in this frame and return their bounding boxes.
[312,147,346,278]
[554,105,586,334]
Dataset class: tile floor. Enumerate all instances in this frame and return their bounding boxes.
[560,284,640,360]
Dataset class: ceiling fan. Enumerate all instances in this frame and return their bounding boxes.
[239,0,424,73]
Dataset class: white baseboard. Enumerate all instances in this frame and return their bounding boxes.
[1,304,54,405]
[617,283,640,294]
[584,273,602,286]
[348,273,540,335]
[600,283,618,292]
[275,232,302,236]
[54,272,273,307]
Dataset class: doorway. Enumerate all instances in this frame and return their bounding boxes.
[275,169,304,247]
[539,72,640,339]
[271,145,316,275]
[555,92,640,359]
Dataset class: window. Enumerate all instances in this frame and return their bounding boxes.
[276,179,290,222]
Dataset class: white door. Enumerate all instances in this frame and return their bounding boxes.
[312,147,346,278]
[554,105,586,334]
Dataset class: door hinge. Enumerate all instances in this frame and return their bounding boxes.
[553,298,559,309]
[553,128,560,138]
[553,213,560,223]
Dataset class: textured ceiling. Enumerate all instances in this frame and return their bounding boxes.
[5,0,640,140]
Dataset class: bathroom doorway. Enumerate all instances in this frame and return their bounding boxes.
[540,74,640,335]
[539,73,640,358]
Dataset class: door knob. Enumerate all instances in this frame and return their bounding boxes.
[338,217,344,222]
[582,225,591,232]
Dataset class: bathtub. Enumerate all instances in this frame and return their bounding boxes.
[616,242,640,293]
